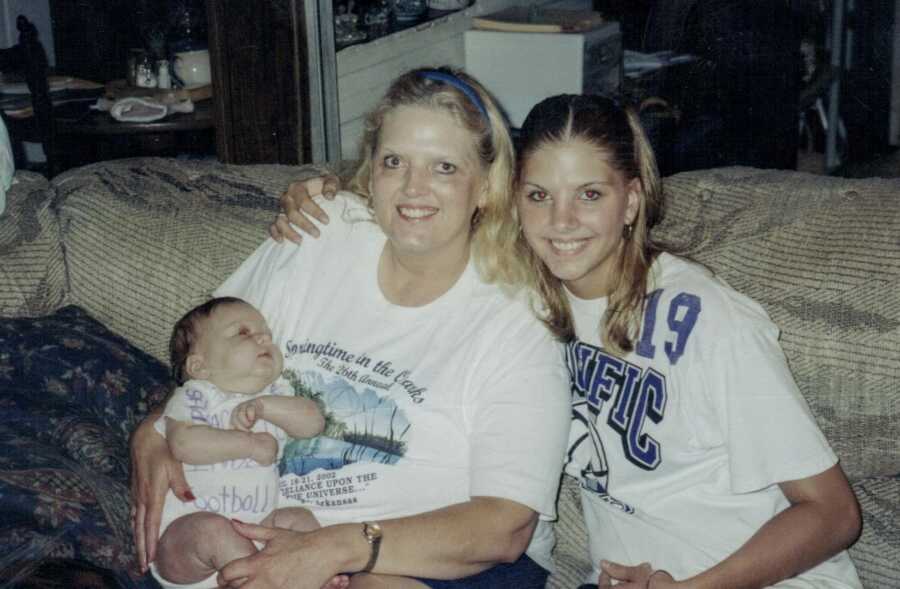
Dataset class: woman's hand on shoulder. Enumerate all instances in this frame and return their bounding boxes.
[269,174,341,244]
[129,413,192,573]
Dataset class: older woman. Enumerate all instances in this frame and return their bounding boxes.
[129,67,570,589]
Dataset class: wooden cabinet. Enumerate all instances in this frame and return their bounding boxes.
[49,0,159,83]
[206,0,312,164]
[50,0,313,165]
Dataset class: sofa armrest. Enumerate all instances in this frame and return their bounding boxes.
[0,171,66,318]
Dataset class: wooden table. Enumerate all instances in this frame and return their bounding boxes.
[2,77,217,174]
[55,98,216,172]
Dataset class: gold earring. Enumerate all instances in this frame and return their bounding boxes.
[623,223,634,240]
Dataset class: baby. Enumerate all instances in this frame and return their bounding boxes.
[150,296,325,589]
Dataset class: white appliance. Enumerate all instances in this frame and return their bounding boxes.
[464,22,621,128]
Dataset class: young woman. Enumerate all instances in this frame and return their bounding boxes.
[513,94,861,589]
[274,93,863,589]
[130,68,570,589]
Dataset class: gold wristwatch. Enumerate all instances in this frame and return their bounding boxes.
[361,521,383,572]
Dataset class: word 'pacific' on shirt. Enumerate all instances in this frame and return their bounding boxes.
[567,288,702,470]
[568,341,667,470]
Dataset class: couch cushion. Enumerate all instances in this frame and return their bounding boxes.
[53,157,332,363]
[0,304,171,587]
[548,475,591,588]
[0,171,66,318]
[654,167,900,481]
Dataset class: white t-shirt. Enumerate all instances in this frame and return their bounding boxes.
[566,253,861,588]
[154,379,292,533]
[216,193,570,571]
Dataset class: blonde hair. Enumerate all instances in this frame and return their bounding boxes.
[512,94,666,352]
[349,67,517,285]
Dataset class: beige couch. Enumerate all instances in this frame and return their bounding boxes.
[1,158,897,588]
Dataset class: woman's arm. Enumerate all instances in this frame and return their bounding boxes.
[129,409,192,572]
[601,464,861,589]
[270,175,342,243]
[687,464,860,589]
[218,495,538,589]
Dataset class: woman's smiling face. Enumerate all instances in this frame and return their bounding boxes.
[369,105,486,266]
[517,139,639,299]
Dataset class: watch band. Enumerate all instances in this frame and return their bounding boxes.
[361,521,382,573]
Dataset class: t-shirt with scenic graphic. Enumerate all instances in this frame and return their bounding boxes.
[216,192,570,571]
[565,253,860,587]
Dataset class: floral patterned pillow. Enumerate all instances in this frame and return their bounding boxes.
[0,305,172,460]
[0,305,171,587]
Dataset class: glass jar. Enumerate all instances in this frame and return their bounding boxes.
[134,54,158,88]
[156,60,172,89]
[127,49,147,87]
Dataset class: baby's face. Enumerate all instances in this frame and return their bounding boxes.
[191,302,283,394]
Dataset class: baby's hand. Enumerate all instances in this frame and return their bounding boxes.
[250,432,278,466]
[231,399,264,431]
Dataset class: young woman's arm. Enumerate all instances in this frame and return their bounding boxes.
[687,463,860,589]
[600,463,861,589]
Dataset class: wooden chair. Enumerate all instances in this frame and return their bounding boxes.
[0,15,55,177]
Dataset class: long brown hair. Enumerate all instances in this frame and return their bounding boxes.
[515,94,665,353]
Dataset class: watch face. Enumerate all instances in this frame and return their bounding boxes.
[363,522,382,542]
[361,521,382,573]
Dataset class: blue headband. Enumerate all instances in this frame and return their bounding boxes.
[419,70,490,122]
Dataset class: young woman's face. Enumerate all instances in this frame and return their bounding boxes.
[369,105,486,265]
[189,302,283,394]
[517,139,639,299]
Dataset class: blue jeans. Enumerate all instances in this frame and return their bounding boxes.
[413,554,549,588]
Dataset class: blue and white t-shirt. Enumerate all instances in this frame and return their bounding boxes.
[566,252,860,587]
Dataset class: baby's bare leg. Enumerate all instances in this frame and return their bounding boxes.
[263,506,321,532]
[155,512,257,584]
